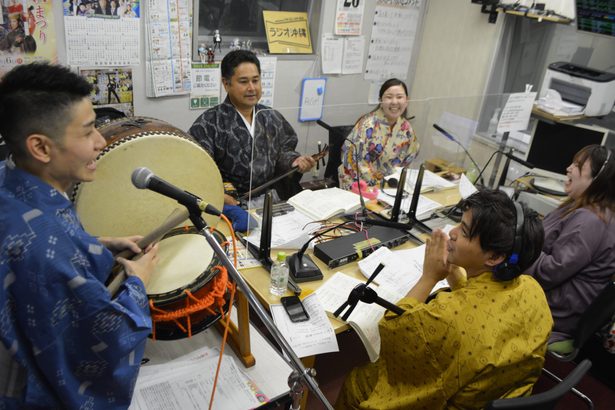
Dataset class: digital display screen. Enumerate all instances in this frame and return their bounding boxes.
[527,120,606,177]
[577,1,615,38]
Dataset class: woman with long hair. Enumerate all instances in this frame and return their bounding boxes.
[527,144,615,342]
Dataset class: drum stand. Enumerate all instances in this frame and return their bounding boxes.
[187,209,333,409]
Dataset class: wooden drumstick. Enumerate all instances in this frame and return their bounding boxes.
[106,207,190,296]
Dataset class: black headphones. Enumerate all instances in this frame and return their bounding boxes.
[495,201,524,279]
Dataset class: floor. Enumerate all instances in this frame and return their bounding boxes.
[254,310,615,410]
[304,331,615,409]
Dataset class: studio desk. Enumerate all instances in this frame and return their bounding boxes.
[237,187,461,334]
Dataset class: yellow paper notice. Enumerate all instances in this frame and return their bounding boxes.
[263,11,313,54]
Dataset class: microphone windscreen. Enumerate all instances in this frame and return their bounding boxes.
[433,124,454,142]
[131,167,153,189]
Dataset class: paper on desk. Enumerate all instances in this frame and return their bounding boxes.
[246,210,317,250]
[387,168,456,192]
[377,191,443,219]
[357,245,449,298]
[227,236,262,269]
[357,247,422,299]
[270,293,339,358]
[130,355,266,410]
[459,173,478,199]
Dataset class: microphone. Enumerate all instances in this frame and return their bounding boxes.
[502,150,533,169]
[433,124,485,185]
[131,167,221,216]
[345,138,368,218]
[287,220,350,282]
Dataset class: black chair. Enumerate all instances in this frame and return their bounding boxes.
[0,138,8,161]
[485,359,592,410]
[316,120,353,187]
[547,280,615,361]
[541,280,615,410]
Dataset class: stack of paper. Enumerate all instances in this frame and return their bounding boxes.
[131,349,266,410]
[535,89,585,117]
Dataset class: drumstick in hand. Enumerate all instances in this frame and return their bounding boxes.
[107,207,190,296]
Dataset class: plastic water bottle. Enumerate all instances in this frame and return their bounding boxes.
[269,252,289,296]
[487,107,501,138]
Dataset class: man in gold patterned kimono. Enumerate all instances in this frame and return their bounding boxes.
[337,189,552,410]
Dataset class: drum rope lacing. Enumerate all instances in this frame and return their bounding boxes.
[148,226,236,339]
[148,263,233,338]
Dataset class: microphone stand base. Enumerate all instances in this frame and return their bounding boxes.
[288,254,323,283]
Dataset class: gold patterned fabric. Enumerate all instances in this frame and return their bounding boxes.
[336,272,552,410]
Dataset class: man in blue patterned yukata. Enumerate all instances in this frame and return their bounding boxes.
[189,50,316,205]
[0,63,159,409]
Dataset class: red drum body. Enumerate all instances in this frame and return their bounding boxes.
[146,227,231,340]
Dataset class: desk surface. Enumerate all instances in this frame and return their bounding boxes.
[239,188,461,334]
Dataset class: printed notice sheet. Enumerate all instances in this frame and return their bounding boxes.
[190,63,220,110]
[365,1,422,80]
[258,56,277,107]
[342,35,365,74]
[321,34,343,74]
[321,35,365,75]
[497,92,537,133]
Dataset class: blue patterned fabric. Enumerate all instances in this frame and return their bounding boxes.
[0,160,152,409]
[189,97,301,194]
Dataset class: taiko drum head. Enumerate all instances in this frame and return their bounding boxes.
[71,118,223,237]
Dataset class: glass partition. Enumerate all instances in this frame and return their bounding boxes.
[244,94,534,203]
[238,93,539,253]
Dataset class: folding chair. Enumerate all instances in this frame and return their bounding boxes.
[543,280,615,410]
[485,359,592,410]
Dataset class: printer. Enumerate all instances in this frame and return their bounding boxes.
[540,62,615,116]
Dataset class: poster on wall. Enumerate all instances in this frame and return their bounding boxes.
[80,67,134,116]
[0,0,57,75]
[63,0,140,66]
[189,62,220,110]
[364,0,421,81]
[335,0,365,36]
[145,0,192,97]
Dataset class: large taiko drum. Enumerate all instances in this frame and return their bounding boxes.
[97,116,185,146]
[72,117,230,339]
[71,117,223,236]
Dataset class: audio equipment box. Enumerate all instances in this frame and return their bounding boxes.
[313,225,419,269]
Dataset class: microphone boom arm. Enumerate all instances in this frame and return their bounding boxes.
[170,194,334,409]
